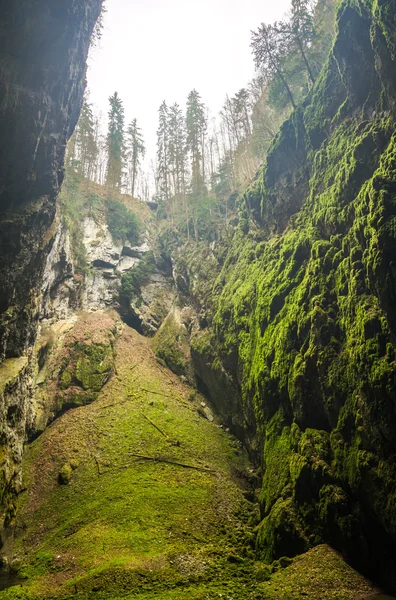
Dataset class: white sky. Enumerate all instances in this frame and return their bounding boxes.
[87,0,292,161]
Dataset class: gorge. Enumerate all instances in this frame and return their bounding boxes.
[0,0,396,598]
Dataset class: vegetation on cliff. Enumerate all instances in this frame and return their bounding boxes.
[2,0,396,596]
[0,314,379,600]
[186,0,396,588]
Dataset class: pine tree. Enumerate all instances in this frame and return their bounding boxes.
[77,97,98,180]
[92,112,107,185]
[106,92,125,190]
[168,104,187,195]
[156,101,170,206]
[168,103,188,228]
[126,118,145,197]
[186,90,208,240]
[251,22,296,109]
[186,90,207,191]
[286,0,316,86]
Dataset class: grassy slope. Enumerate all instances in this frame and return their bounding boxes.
[0,313,378,599]
[3,312,250,598]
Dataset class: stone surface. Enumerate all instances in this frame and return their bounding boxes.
[0,0,103,525]
[0,0,103,362]
[187,0,396,590]
[0,356,34,526]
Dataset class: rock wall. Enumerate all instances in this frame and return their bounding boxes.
[189,0,396,590]
[1,0,396,591]
[0,0,103,362]
[0,0,103,525]
[41,206,176,332]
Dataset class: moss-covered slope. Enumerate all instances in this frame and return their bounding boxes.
[0,313,381,600]
[191,0,396,589]
[1,312,254,598]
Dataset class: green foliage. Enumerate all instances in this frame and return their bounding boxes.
[106,199,140,244]
[77,97,98,179]
[119,252,155,303]
[126,118,145,197]
[156,101,171,204]
[186,89,207,190]
[59,169,90,275]
[4,323,255,599]
[251,0,337,111]
[186,0,396,576]
[106,92,125,189]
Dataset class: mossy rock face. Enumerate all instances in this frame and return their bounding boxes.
[59,316,115,405]
[0,320,380,600]
[57,333,115,409]
[0,0,102,363]
[180,0,396,589]
[74,344,114,391]
[58,464,72,485]
[34,313,119,429]
[153,311,195,384]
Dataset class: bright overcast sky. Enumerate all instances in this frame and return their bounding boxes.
[87,0,292,160]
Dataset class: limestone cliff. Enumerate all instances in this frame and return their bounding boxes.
[0,0,103,361]
[0,0,102,526]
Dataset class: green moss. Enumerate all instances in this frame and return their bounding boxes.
[204,110,396,576]
[8,0,395,595]
[106,199,140,244]
[202,9,396,567]
[256,497,309,563]
[257,544,376,600]
[0,357,28,395]
[153,314,192,379]
[59,369,72,390]
[4,325,258,599]
[74,343,114,391]
[58,464,72,485]
[120,252,155,304]
[57,340,115,410]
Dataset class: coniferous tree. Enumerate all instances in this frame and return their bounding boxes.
[93,112,107,185]
[251,22,296,109]
[207,120,221,190]
[285,0,317,86]
[168,103,187,197]
[186,90,207,190]
[106,92,125,190]
[156,101,170,208]
[186,90,208,239]
[126,118,145,197]
[168,102,189,229]
[77,97,98,180]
